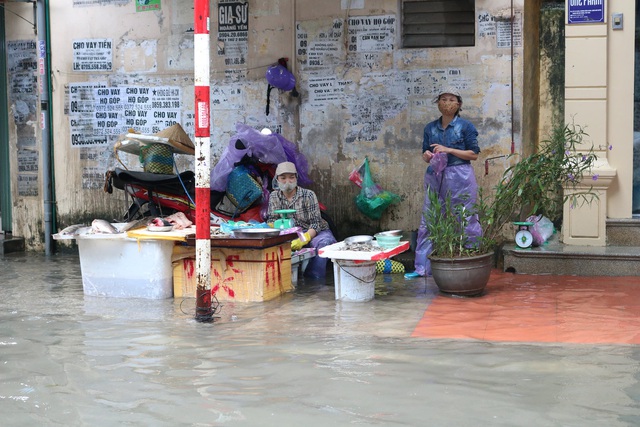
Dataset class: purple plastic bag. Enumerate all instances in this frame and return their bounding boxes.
[210,123,311,192]
[265,64,296,91]
[430,152,448,175]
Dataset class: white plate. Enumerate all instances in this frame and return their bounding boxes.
[147,225,174,232]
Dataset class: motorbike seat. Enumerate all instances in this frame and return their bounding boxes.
[112,168,195,194]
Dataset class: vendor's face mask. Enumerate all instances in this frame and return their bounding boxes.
[437,95,460,116]
[278,174,297,192]
[280,181,297,192]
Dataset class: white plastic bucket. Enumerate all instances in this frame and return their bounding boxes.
[332,260,376,302]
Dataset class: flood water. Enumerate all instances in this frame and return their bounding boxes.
[2,252,640,426]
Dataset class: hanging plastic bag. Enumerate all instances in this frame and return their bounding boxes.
[265,58,299,116]
[526,215,555,247]
[349,161,366,188]
[265,64,296,91]
[354,157,401,220]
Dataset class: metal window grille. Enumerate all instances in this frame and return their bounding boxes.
[402,0,476,48]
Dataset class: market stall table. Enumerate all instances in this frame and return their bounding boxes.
[173,231,298,302]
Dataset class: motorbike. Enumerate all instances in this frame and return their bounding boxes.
[104,166,270,224]
[104,167,197,222]
[104,165,336,234]
[104,125,337,235]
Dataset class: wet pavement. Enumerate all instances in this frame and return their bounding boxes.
[2,252,640,426]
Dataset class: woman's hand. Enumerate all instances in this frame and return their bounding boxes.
[430,144,450,154]
[422,150,434,163]
[430,144,478,161]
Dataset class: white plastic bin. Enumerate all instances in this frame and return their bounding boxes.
[332,259,377,302]
[76,234,174,299]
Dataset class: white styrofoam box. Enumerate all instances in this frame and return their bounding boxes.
[76,234,174,299]
[332,260,376,302]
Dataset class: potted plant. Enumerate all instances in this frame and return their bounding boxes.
[425,122,598,296]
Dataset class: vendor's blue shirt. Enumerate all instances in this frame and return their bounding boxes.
[423,116,480,166]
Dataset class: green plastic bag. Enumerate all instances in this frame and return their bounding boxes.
[354,158,401,220]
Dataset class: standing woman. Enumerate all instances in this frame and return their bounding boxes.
[405,87,482,278]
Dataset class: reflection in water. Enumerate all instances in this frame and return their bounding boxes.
[1,253,639,426]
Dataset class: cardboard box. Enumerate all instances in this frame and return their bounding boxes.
[173,243,292,302]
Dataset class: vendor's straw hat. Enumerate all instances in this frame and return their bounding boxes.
[155,124,195,155]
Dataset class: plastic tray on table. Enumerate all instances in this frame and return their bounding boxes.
[318,241,410,261]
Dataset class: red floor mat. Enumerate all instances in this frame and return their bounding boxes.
[412,271,640,344]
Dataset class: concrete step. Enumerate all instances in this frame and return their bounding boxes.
[389,236,640,277]
[502,233,640,276]
[606,218,640,246]
[0,234,25,254]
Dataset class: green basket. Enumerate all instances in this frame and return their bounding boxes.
[140,144,173,174]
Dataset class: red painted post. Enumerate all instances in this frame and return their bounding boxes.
[194,0,213,322]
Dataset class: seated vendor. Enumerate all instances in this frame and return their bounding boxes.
[266,161,337,279]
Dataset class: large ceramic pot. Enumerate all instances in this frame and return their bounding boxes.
[429,252,493,297]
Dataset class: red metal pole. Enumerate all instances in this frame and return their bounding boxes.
[194,0,212,322]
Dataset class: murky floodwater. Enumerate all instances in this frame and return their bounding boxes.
[1,252,640,426]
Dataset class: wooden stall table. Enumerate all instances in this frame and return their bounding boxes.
[173,231,298,302]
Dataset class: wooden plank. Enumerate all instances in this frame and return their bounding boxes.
[185,232,297,249]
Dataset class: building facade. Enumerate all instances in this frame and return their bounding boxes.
[0,0,636,251]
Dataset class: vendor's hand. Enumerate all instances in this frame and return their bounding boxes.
[291,232,311,251]
[291,239,303,251]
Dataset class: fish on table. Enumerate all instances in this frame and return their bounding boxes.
[58,224,87,236]
[91,219,119,234]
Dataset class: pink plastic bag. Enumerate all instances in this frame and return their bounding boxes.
[526,215,554,246]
